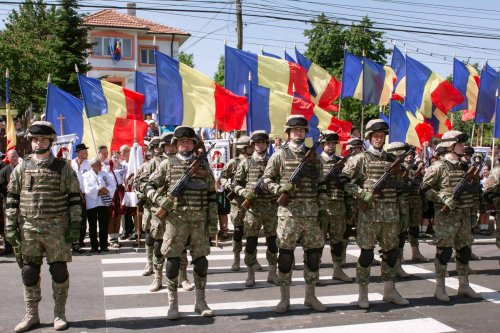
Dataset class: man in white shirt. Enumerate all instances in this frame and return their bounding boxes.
[71,143,91,253]
[83,157,116,253]
[98,145,110,172]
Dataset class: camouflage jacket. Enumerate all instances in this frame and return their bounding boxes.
[484,165,500,208]
[134,154,165,204]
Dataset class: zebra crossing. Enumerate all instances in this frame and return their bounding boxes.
[98,240,491,332]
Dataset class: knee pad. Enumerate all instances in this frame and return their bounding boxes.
[153,240,163,258]
[145,231,154,246]
[409,226,420,239]
[382,248,398,268]
[21,264,41,287]
[49,262,69,283]
[165,257,180,279]
[192,256,209,277]
[304,248,322,272]
[358,248,374,268]
[278,248,294,273]
[331,242,343,257]
[266,236,278,253]
[233,226,244,242]
[457,246,471,265]
[398,231,407,249]
[245,236,258,254]
[436,247,453,265]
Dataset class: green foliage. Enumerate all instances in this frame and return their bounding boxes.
[0,0,90,114]
[304,14,391,131]
[178,51,194,68]
[213,55,224,86]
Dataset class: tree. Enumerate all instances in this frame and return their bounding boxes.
[213,55,224,86]
[0,0,90,113]
[303,14,392,131]
[178,51,194,68]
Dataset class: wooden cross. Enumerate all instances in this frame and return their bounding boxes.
[57,114,65,135]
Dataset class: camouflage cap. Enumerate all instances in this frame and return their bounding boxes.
[365,119,389,138]
[159,131,174,147]
[386,142,408,156]
[346,137,364,150]
[284,114,309,133]
[236,135,251,148]
[26,121,57,141]
[436,130,468,150]
[172,126,198,145]
[321,130,339,142]
[250,130,269,144]
[148,136,161,149]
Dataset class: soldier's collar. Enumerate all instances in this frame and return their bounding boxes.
[288,141,306,153]
[367,145,383,157]
[444,154,460,164]
[252,152,267,162]
[176,153,193,161]
[321,151,335,161]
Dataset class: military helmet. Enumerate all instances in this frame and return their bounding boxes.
[386,142,408,156]
[236,135,251,148]
[159,131,174,148]
[250,130,270,144]
[435,130,468,150]
[26,121,57,141]
[365,119,389,138]
[463,146,475,156]
[172,126,198,146]
[346,137,364,150]
[148,136,161,150]
[284,115,309,133]
[321,130,339,143]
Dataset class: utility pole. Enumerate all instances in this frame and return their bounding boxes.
[236,0,243,50]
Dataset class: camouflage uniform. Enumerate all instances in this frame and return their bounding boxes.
[145,126,217,319]
[483,165,500,249]
[421,130,481,302]
[219,135,251,271]
[263,115,327,314]
[5,121,82,332]
[318,132,352,282]
[234,132,278,286]
[341,119,408,309]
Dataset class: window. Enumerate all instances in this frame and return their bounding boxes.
[140,48,155,65]
[92,36,133,58]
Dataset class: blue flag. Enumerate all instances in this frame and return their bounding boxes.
[135,71,157,115]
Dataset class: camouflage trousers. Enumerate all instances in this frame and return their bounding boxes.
[230,201,246,253]
[161,211,210,259]
[408,195,423,247]
[244,201,278,266]
[276,206,324,287]
[319,201,346,264]
[496,211,500,249]
[24,279,69,305]
[356,217,399,284]
[345,196,358,228]
[141,205,152,231]
[20,221,72,265]
[434,206,473,277]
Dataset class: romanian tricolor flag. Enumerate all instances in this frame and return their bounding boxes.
[77,75,148,156]
[340,51,363,100]
[225,45,310,100]
[135,71,157,115]
[389,101,434,148]
[452,58,479,114]
[155,50,247,131]
[391,46,406,101]
[295,48,341,112]
[425,107,453,138]
[4,69,16,152]
[493,90,500,138]
[406,55,464,118]
[475,64,500,123]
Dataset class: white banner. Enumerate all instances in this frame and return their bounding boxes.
[204,139,231,180]
[51,134,78,160]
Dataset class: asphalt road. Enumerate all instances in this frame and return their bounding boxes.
[1,235,499,333]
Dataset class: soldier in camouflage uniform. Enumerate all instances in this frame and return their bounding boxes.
[403,150,428,262]
[5,122,82,332]
[233,130,279,287]
[263,115,327,314]
[145,126,218,319]
[135,136,161,277]
[342,137,364,265]
[462,146,482,261]
[483,161,500,251]
[219,136,254,271]
[421,131,482,302]
[318,130,352,282]
[341,119,409,309]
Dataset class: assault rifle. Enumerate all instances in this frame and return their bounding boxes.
[324,153,352,184]
[155,143,216,220]
[441,154,484,214]
[277,135,325,206]
[241,176,265,210]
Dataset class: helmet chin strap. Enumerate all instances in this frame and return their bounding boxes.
[34,141,52,155]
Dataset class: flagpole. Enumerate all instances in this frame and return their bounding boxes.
[338,43,347,121]
[361,50,365,138]
[494,89,499,164]
[134,61,138,142]
[480,123,484,147]
[76,64,98,156]
[470,123,475,147]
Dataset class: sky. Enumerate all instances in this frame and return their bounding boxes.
[1,0,499,80]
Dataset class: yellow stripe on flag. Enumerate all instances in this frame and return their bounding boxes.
[353,70,363,100]
[82,108,116,158]
[465,64,479,112]
[268,90,293,138]
[313,106,333,132]
[308,63,332,105]
[179,63,216,128]
[395,76,406,98]
[405,111,424,148]
[258,55,290,92]
[380,66,396,106]
[101,80,128,118]
[419,72,445,118]
[434,109,450,134]
[6,103,16,151]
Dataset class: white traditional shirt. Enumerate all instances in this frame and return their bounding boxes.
[83,170,116,209]
[71,158,91,191]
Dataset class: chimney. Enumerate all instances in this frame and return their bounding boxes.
[127,2,136,16]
